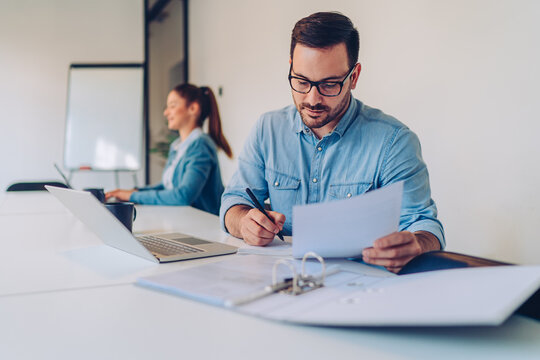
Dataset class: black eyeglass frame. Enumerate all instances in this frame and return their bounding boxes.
[288,63,357,97]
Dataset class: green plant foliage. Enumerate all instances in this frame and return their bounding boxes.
[150,132,178,159]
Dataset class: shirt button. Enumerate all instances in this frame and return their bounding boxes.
[347,193,352,198]
[274,181,279,187]
[312,178,318,183]
[317,146,322,151]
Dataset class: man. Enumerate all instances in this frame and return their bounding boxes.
[220,12,444,273]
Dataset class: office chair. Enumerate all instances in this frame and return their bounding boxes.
[398,250,540,321]
[6,181,68,192]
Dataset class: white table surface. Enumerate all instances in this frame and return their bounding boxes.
[0,194,239,297]
[2,284,540,360]
[0,191,69,215]
[1,192,540,359]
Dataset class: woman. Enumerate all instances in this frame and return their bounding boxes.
[106,84,232,215]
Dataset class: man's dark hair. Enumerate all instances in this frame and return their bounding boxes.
[290,12,359,68]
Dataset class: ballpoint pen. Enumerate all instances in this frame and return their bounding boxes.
[245,187,285,241]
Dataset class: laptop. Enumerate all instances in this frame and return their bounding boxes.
[46,186,237,263]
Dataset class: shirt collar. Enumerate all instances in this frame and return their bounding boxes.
[172,127,203,150]
[292,95,357,138]
[293,110,305,134]
[331,95,357,138]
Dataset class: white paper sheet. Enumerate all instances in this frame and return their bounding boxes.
[237,237,293,256]
[137,255,341,306]
[292,181,403,258]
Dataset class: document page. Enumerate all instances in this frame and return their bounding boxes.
[137,255,347,306]
[237,237,292,256]
[292,181,403,258]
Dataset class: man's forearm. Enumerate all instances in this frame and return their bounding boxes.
[224,204,252,239]
[414,231,441,252]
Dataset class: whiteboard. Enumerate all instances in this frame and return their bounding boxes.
[64,65,144,171]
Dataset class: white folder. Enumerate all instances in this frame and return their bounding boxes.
[137,254,540,327]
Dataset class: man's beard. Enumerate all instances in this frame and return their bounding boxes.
[295,92,351,130]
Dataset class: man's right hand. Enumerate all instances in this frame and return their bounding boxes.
[225,205,285,246]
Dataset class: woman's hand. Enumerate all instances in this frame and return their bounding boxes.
[105,189,136,202]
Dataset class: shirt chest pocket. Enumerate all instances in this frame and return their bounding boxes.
[265,170,301,208]
[328,182,373,200]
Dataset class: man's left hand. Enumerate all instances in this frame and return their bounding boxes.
[362,231,440,273]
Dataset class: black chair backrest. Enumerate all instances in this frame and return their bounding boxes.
[6,181,68,192]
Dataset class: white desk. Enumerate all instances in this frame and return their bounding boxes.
[0,194,238,297]
[1,192,540,359]
[0,191,69,215]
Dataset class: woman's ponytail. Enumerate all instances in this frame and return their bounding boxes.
[199,86,233,158]
[172,84,233,158]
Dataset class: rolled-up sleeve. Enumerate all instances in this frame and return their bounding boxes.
[380,128,446,248]
[220,117,268,233]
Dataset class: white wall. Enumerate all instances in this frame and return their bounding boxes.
[189,0,540,264]
[1,0,538,265]
[0,0,144,191]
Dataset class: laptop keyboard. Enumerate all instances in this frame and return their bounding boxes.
[138,235,204,256]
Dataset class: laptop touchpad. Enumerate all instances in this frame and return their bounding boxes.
[175,237,211,246]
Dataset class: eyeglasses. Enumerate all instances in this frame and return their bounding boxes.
[288,64,356,97]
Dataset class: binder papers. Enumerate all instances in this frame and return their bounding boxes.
[292,181,403,258]
[137,254,341,307]
[237,237,292,257]
[137,254,540,326]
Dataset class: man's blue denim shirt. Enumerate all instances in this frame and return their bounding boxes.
[220,97,445,248]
